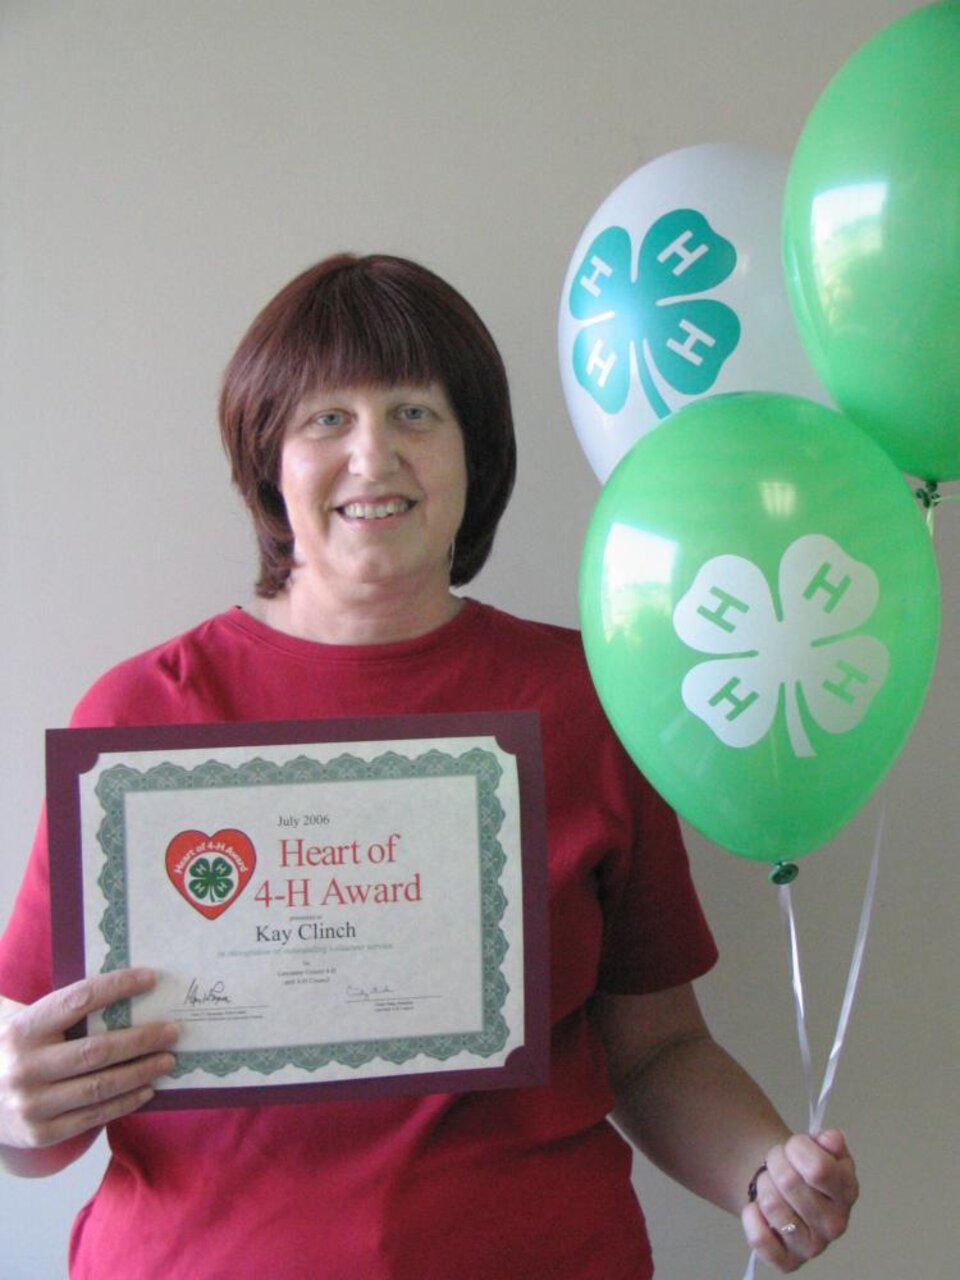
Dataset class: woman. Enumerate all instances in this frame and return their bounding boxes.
[0,254,857,1278]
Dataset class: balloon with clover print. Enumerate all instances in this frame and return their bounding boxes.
[783,0,960,481]
[559,144,828,482]
[579,392,940,861]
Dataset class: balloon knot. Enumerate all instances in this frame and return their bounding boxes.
[915,480,941,509]
[769,861,799,886]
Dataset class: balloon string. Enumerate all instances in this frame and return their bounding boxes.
[920,494,960,534]
[739,811,884,1280]
[780,880,816,1129]
[811,812,883,1130]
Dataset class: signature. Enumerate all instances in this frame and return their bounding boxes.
[184,978,232,1007]
[347,984,395,1001]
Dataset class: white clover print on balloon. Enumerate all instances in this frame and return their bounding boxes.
[673,535,890,758]
[568,212,741,419]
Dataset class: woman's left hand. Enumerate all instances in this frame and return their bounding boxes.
[741,1128,859,1272]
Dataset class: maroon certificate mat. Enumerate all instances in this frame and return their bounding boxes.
[47,711,549,1110]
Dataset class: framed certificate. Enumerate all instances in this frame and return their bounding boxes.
[47,712,548,1109]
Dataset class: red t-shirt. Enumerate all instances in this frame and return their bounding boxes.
[0,602,717,1279]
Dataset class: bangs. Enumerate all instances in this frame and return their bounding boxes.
[293,268,445,397]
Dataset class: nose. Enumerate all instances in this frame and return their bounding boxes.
[347,415,400,479]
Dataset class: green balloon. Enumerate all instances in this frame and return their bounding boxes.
[783,1,960,481]
[579,393,940,861]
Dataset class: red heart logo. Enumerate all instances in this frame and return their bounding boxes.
[165,829,257,920]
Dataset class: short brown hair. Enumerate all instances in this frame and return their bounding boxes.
[219,254,517,597]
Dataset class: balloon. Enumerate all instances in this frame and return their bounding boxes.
[558,144,828,482]
[579,393,940,861]
[783,1,960,481]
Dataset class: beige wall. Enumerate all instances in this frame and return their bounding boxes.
[2,2,955,1275]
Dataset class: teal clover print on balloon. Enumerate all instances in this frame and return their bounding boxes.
[187,855,237,904]
[673,535,890,758]
[569,212,741,418]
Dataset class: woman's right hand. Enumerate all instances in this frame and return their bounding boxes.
[0,968,178,1171]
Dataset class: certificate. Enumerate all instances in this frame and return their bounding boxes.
[47,712,548,1110]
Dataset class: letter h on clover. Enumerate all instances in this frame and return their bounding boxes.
[672,535,891,758]
[568,211,741,419]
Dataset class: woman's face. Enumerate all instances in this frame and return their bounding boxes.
[278,382,468,599]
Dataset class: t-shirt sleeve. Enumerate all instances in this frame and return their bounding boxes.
[596,756,718,995]
[0,810,54,1004]
[0,664,161,1006]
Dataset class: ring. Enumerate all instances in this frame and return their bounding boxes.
[779,1221,799,1237]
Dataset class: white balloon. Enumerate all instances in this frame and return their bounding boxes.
[558,144,828,482]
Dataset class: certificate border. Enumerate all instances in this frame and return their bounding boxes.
[96,747,512,1073]
[47,711,549,1110]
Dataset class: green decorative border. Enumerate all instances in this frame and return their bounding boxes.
[93,747,511,1077]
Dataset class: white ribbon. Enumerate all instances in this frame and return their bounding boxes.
[740,808,884,1280]
[744,1240,759,1280]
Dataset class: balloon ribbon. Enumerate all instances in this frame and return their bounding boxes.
[741,809,884,1280]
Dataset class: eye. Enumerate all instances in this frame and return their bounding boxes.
[306,409,347,431]
[396,404,434,426]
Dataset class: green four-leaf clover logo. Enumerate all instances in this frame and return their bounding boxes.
[673,535,890,758]
[569,211,741,419]
[187,855,237,903]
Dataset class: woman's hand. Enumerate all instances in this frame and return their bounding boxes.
[741,1129,859,1272]
[0,968,178,1174]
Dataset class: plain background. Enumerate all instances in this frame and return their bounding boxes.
[1,2,956,1276]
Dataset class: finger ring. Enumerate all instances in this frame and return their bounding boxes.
[780,1221,799,1237]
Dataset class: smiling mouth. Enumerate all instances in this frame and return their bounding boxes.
[338,498,415,521]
